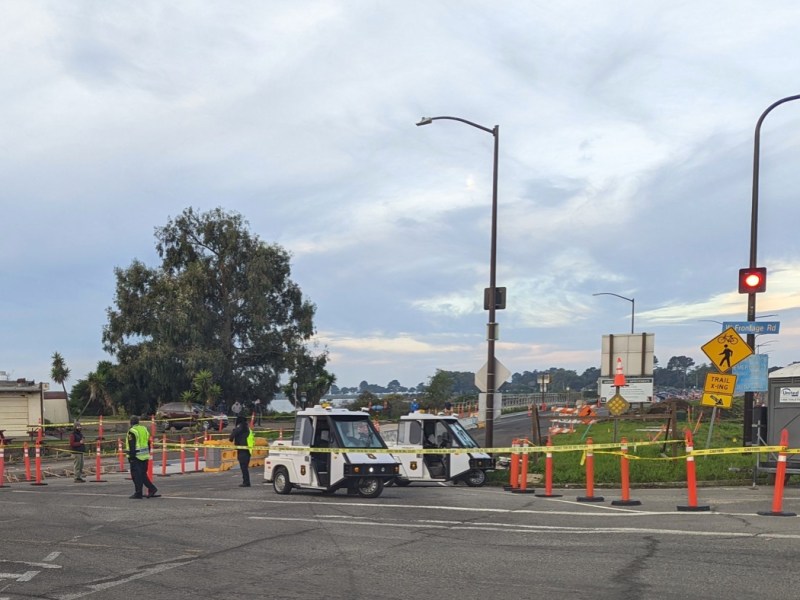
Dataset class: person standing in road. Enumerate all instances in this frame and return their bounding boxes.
[231,400,242,417]
[69,421,86,482]
[229,414,252,487]
[253,398,262,426]
[127,415,160,499]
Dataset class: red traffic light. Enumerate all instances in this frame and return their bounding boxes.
[738,267,767,294]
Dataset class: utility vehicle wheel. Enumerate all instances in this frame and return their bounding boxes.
[464,469,487,487]
[394,478,412,487]
[273,467,293,495]
[356,477,384,499]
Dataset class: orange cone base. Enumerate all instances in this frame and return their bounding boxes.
[577,495,604,502]
[30,482,48,486]
[535,492,563,498]
[503,485,517,491]
[757,510,796,517]
[89,479,108,483]
[676,504,710,511]
[611,499,641,506]
[511,488,536,494]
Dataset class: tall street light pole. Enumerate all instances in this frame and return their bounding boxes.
[593,292,635,334]
[417,115,500,449]
[745,94,800,445]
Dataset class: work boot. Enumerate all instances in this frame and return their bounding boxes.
[129,494,143,499]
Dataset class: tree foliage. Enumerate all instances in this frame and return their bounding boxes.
[102,207,330,415]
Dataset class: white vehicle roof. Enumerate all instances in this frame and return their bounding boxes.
[296,404,372,418]
[399,411,458,421]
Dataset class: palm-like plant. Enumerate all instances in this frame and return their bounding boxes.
[51,352,71,417]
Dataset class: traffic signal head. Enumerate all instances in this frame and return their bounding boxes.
[738,267,767,294]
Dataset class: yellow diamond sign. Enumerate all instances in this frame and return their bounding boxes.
[701,327,753,373]
[606,393,630,416]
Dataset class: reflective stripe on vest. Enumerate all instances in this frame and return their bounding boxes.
[129,424,151,461]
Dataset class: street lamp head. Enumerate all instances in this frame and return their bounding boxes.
[416,117,433,126]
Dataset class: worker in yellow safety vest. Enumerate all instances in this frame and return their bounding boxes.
[127,415,160,499]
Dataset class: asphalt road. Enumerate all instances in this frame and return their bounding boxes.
[1,462,799,600]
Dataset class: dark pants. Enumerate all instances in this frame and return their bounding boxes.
[237,449,251,485]
[130,459,157,496]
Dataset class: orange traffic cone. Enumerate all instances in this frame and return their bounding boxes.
[614,358,626,387]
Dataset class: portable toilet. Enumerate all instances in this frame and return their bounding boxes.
[763,363,800,473]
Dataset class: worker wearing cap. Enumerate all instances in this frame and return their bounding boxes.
[127,416,159,499]
[69,421,86,483]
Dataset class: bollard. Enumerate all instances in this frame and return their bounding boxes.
[31,441,47,486]
[577,437,604,502]
[180,436,186,474]
[512,440,536,494]
[24,442,31,481]
[677,429,709,511]
[91,440,107,482]
[204,430,208,462]
[757,429,796,517]
[611,437,641,506]
[160,434,170,477]
[536,437,562,498]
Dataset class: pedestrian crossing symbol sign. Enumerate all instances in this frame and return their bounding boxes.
[701,327,753,373]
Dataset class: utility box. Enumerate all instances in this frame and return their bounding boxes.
[759,363,800,474]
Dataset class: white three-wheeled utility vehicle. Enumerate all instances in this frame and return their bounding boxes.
[264,405,400,498]
[387,412,495,487]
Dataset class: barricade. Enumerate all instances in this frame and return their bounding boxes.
[611,437,641,506]
[757,429,796,517]
[677,430,709,511]
[535,437,562,498]
[577,437,604,502]
[203,438,269,472]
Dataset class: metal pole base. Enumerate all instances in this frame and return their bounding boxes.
[756,510,797,517]
[676,505,710,511]
[577,495,605,502]
[611,499,642,506]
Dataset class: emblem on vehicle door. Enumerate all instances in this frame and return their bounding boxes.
[410,461,418,471]
[301,465,306,476]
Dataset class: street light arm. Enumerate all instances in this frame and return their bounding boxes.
[417,116,496,136]
[593,292,635,334]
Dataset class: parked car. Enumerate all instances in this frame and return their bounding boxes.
[156,402,228,431]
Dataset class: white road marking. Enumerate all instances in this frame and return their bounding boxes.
[54,557,196,600]
[249,515,800,539]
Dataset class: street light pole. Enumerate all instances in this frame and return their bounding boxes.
[417,116,500,449]
[592,292,635,334]
[745,94,800,445]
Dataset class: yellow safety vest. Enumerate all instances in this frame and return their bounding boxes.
[129,424,151,461]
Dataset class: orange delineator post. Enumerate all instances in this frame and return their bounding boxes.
[677,429,709,511]
[611,438,641,506]
[505,439,520,491]
[512,440,536,494]
[23,442,31,481]
[91,439,107,482]
[218,418,223,432]
[536,437,562,498]
[180,436,186,474]
[577,437,604,502]
[0,442,6,488]
[161,434,168,476]
[148,417,156,481]
[117,438,125,472]
[31,441,47,486]
[757,428,797,517]
[98,415,104,441]
[250,413,255,428]
[194,441,200,472]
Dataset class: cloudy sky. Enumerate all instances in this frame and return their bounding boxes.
[2,2,799,393]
